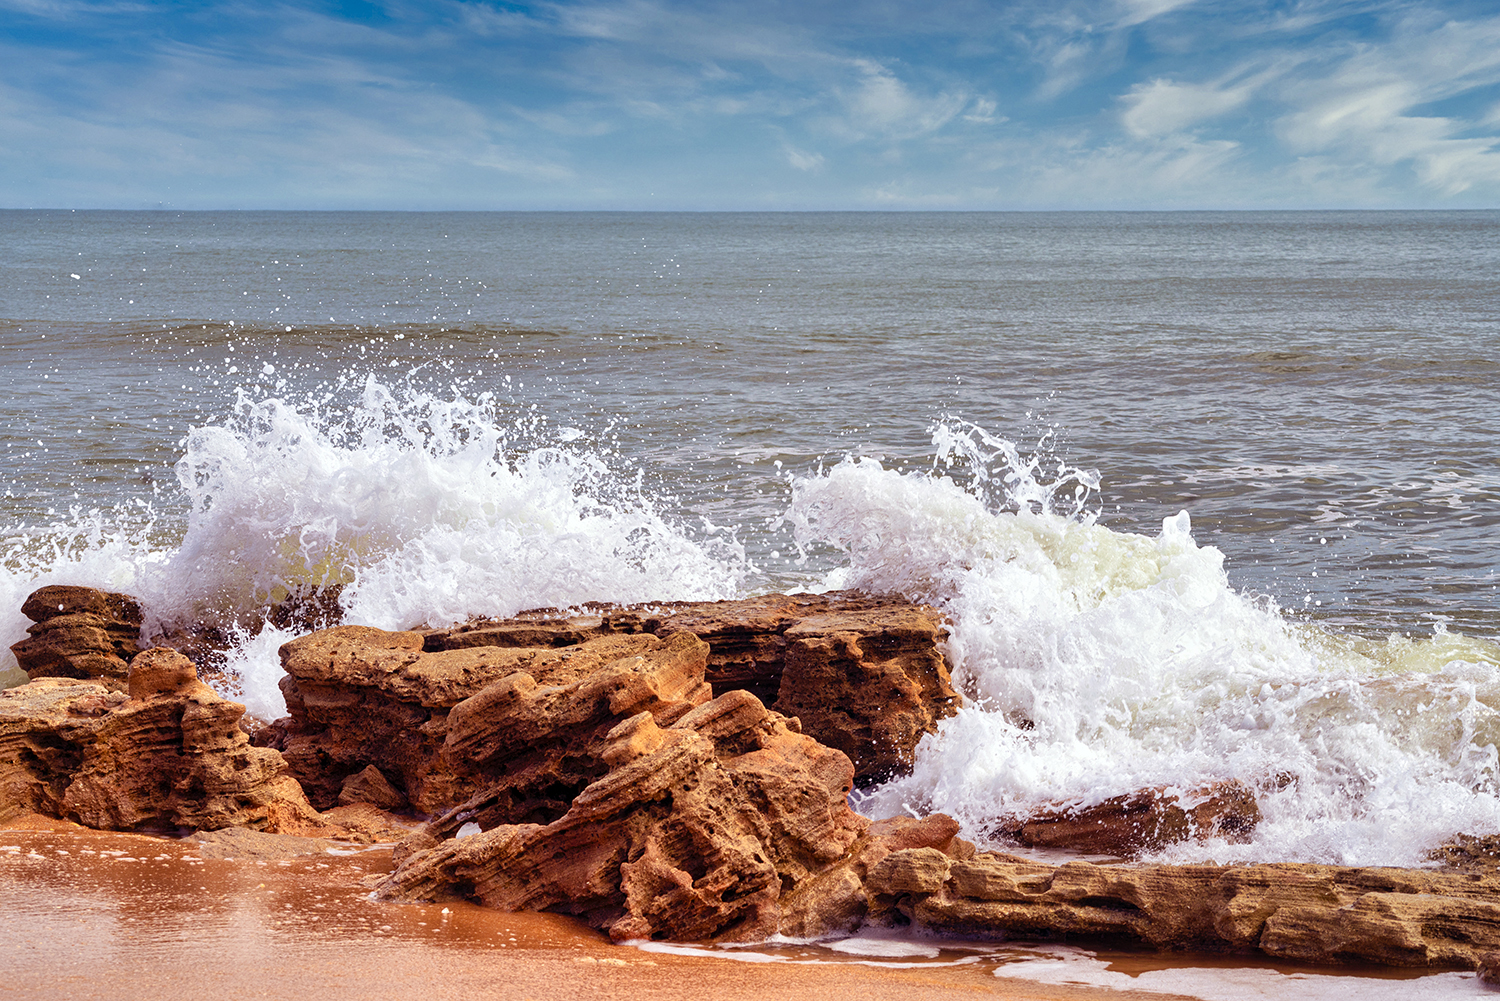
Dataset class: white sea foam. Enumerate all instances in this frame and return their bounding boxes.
[2,379,747,717]
[138,378,745,634]
[786,422,1500,866]
[991,947,1484,1000]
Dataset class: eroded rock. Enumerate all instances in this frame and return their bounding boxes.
[423,591,959,785]
[0,648,322,833]
[377,689,868,943]
[863,850,1500,970]
[275,627,712,816]
[998,779,1262,856]
[10,585,144,691]
[338,764,407,810]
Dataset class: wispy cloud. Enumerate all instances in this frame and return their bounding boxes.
[839,59,968,140]
[1273,15,1500,194]
[2,0,1500,207]
[1121,63,1284,137]
[784,144,825,171]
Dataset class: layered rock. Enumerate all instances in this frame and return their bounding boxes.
[864,849,1500,970]
[378,689,869,942]
[9,585,144,690]
[0,648,321,832]
[424,591,959,785]
[998,779,1262,856]
[273,626,713,815]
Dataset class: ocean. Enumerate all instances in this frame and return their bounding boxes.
[2,209,1498,870]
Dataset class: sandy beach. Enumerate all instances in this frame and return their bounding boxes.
[0,816,1200,1001]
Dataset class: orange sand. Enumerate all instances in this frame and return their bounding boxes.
[0,817,1192,1001]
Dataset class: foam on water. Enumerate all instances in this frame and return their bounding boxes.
[1,378,747,714]
[787,423,1500,866]
[146,376,746,631]
[4,384,1499,865]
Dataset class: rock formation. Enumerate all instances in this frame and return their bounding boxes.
[14,584,1500,976]
[864,849,1500,969]
[423,591,959,785]
[996,779,1263,855]
[0,646,322,832]
[271,626,713,815]
[378,689,871,942]
[9,585,144,690]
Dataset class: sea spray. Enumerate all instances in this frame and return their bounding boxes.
[1,379,749,716]
[786,422,1500,867]
[138,377,746,632]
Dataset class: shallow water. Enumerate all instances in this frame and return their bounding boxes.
[2,210,1498,868]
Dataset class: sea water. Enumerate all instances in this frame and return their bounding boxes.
[2,209,1498,868]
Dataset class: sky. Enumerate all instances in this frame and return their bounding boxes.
[3,0,1500,209]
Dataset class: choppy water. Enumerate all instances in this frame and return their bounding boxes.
[2,209,1498,867]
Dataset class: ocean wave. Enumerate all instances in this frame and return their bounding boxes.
[785,425,1500,866]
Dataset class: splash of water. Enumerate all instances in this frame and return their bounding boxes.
[786,421,1500,866]
[1,378,747,717]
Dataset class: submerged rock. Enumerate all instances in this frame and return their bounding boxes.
[0,648,322,833]
[9,585,144,691]
[998,779,1262,856]
[378,689,869,943]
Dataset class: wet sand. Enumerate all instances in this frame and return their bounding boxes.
[7,816,1480,1001]
[0,818,1193,1001]
[3,818,1486,1001]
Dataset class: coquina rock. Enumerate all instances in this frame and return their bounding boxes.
[0,647,322,832]
[273,626,713,815]
[378,689,870,943]
[423,591,959,785]
[9,585,144,691]
[864,849,1500,970]
[996,779,1263,856]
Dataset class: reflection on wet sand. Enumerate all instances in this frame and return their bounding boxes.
[0,821,1146,1001]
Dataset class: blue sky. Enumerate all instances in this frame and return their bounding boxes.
[3,0,1500,209]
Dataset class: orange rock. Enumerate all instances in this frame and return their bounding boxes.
[424,591,960,785]
[128,647,215,701]
[0,651,321,833]
[858,848,1500,971]
[337,764,407,810]
[10,585,143,690]
[275,628,712,817]
[378,689,869,943]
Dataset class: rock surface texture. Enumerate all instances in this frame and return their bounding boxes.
[378,689,872,942]
[272,626,715,816]
[865,850,1500,970]
[9,585,144,690]
[423,591,960,785]
[0,647,321,832]
[998,779,1263,856]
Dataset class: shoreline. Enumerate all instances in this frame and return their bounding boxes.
[2,816,1487,1001]
[0,816,1169,1001]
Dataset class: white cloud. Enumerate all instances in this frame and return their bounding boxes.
[1028,134,1245,205]
[841,59,967,139]
[784,144,825,171]
[963,97,1004,124]
[1275,16,1500,194]
[0,0,146,16]
[1115,0,1198,28]
[1122,77,1256,137]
